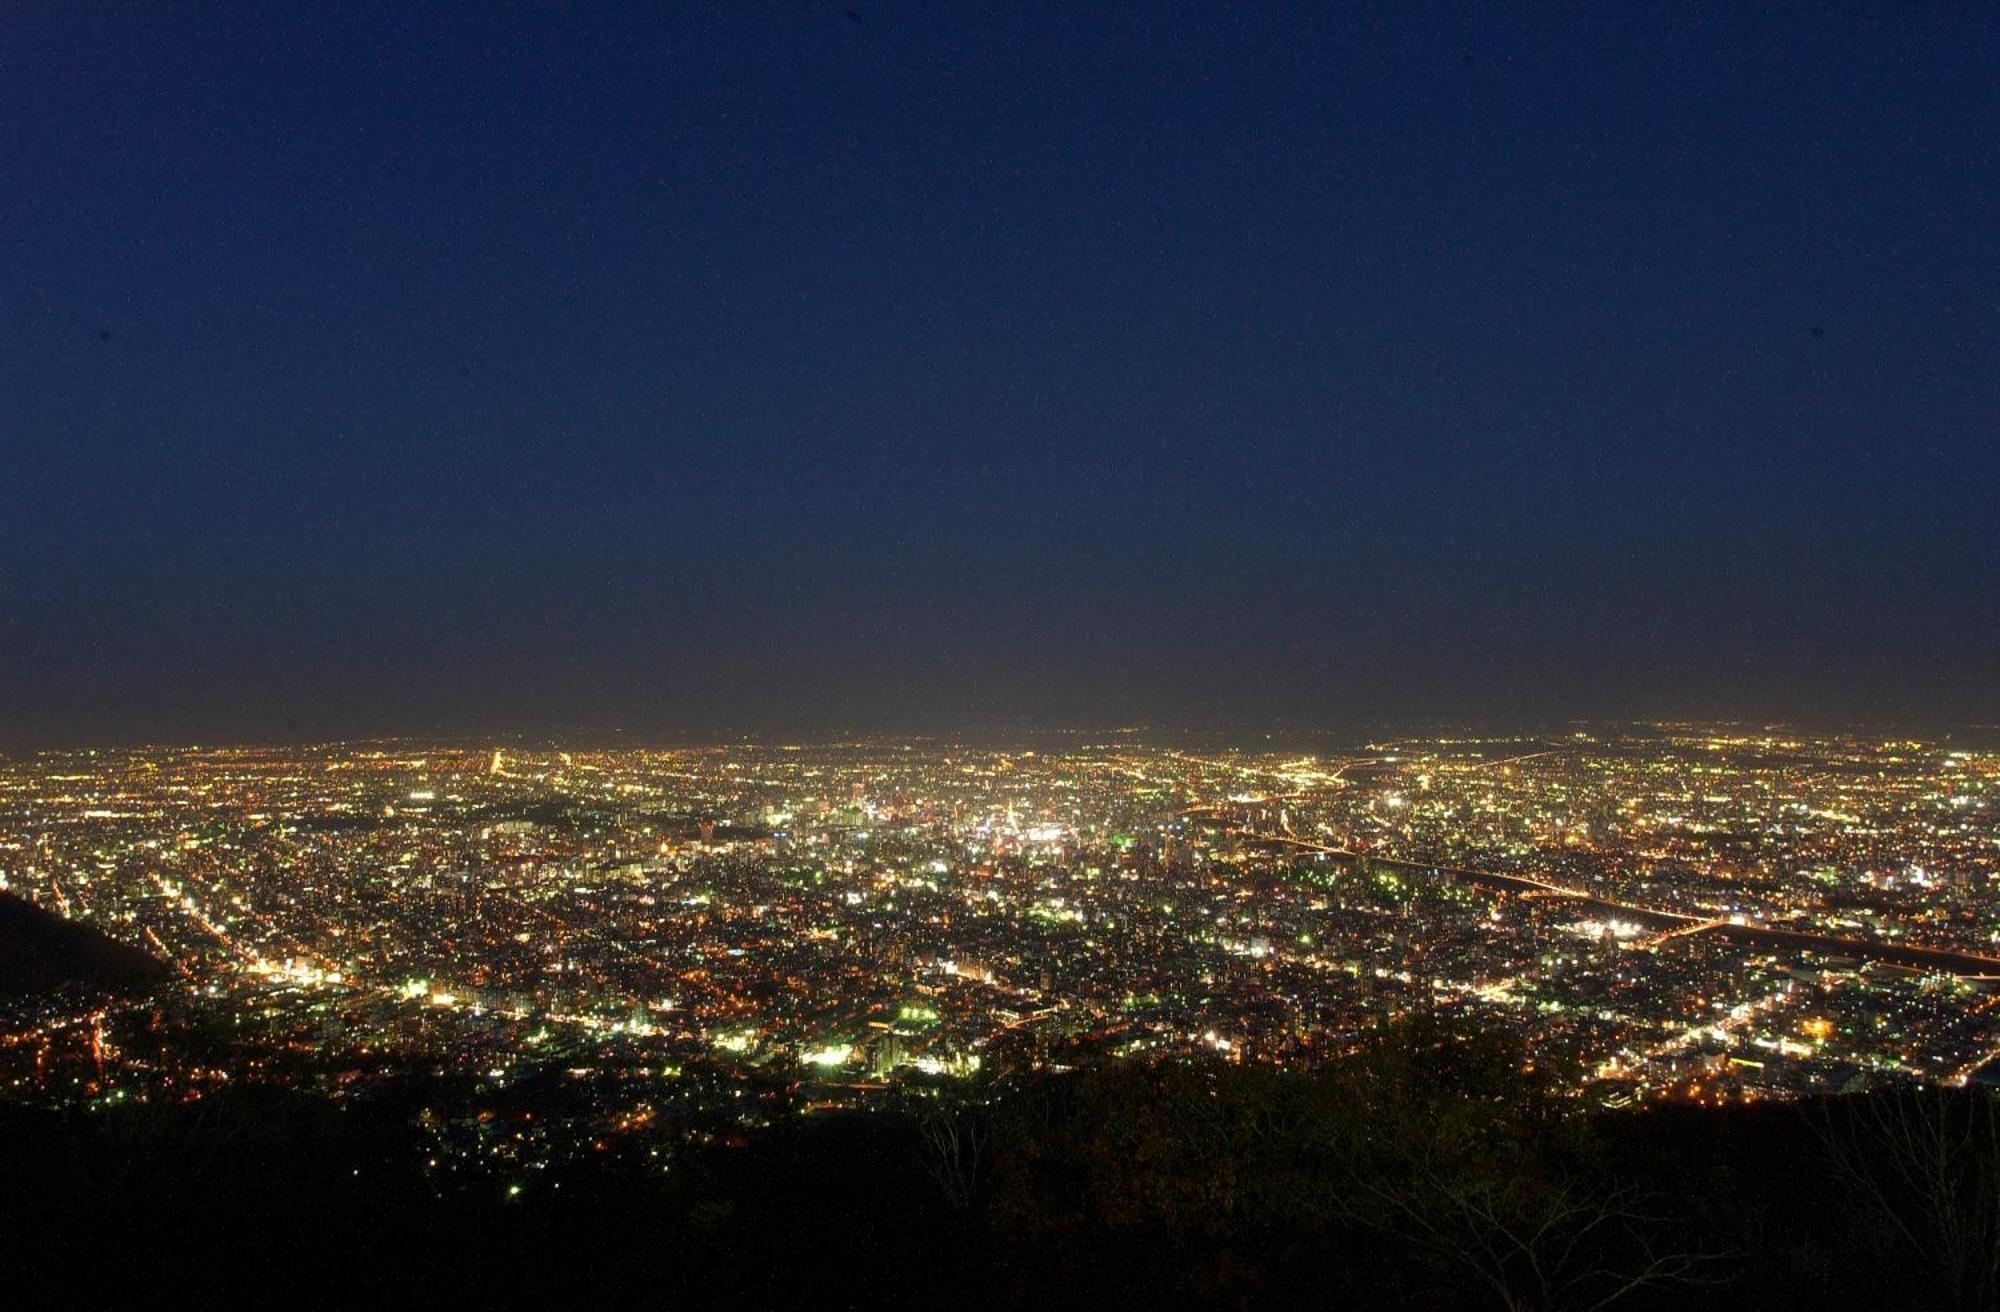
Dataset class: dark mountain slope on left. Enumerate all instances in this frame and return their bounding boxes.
[0,890,173,996]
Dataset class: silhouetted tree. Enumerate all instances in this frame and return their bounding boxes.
[1817,1084,2000,1312]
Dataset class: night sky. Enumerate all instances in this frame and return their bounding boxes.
[4,5,1996,747]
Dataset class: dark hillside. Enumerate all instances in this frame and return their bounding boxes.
[0,890,172,996]
[5,1020,1996,1310]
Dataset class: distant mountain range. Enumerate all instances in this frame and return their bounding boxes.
[0,891,172,996]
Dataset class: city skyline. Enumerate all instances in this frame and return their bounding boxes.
[6,719,1998,1309]
[10,725,1999,1115]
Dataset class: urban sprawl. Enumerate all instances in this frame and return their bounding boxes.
[4,727,1997,1184]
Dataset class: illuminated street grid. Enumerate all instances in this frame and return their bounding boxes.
[2,728,1996,1173]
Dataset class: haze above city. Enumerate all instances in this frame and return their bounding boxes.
[5,7,1997,749]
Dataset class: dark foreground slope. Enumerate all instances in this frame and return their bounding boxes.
[0,890,172,995]
[3,1024,1992,1312]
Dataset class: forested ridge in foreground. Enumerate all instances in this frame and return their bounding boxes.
[5,1019,1994,1311]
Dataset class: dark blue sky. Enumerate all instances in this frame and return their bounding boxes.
[4,4,1996,746]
